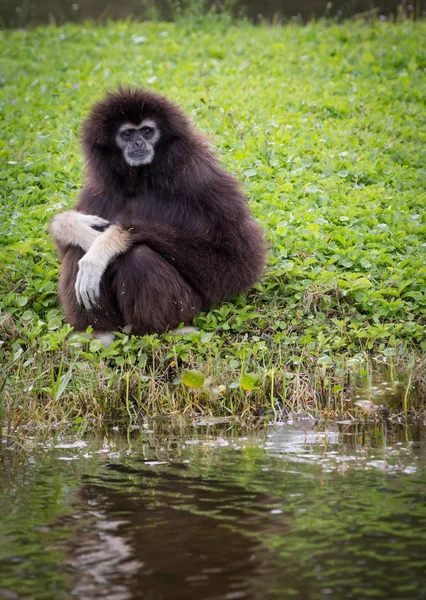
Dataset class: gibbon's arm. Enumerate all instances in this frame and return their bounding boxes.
[50,210,110,253]
[75,222,247,310]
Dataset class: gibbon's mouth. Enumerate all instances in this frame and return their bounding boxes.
[125,147,154,166]
[129,150,148,158]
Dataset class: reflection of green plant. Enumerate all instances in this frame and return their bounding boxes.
[1,19,425,428]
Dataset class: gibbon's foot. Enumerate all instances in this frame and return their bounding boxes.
[170,326,199,336]
[67,333,85,349]
[93,331,115,347]
[97,326,197,340]
[67,331,115,348]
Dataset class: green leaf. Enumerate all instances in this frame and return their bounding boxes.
[13,348,23,361]
[17,296,28,307]
[54,367,73,401]
[318,355,333,365]
[182,369,205,388]
[89,339,103,353]
[200,332,213,343]
[21,310,34,320]
[48,317,62,330]
[382,347,396,357]
[240,373,260,391]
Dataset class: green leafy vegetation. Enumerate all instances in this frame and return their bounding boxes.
[0,19,425,427]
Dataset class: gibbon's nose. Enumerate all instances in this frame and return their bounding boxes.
[133,136,147,150]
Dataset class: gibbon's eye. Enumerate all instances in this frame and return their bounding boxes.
[120,129,135,140]
[141,126,154,137]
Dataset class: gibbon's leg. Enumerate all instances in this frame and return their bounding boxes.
[112,245,203,335]
[59,248,123,333]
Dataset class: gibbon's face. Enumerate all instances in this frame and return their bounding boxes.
[115,119,160,167]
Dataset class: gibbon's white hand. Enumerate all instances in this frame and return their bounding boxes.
[75,225,130,310]
[75,254,106,309]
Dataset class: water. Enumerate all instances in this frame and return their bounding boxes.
[1,418,426,600]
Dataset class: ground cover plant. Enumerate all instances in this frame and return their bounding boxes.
[0,18,425,428]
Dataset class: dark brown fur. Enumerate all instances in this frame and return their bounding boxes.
[55,87,266,334]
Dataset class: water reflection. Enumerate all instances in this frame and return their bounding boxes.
[1,419,426,600]
[66,465,287,600]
